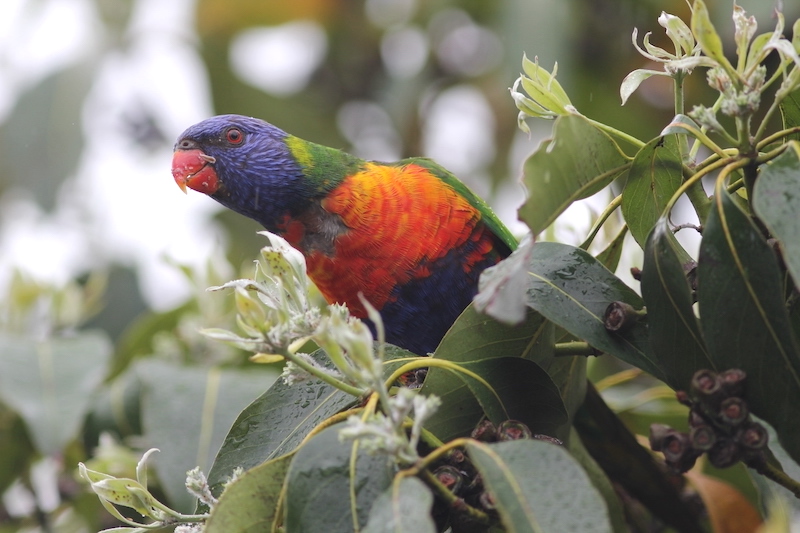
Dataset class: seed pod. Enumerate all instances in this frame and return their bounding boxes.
[690,369,725,408]
[690,424,717,451]
[737,421,768,451]
[471,420,497,442]
[478,491,496,511]
[603,301,642,333]
[718,368,746,398]
[707,438,741,469]
[688,407,708,428]
[650,425,699,472]
[649,423,675,451]
[433,465,464,495]
[661,431,691,465]
[447,448,467,466]
[719,397,748,426]
[497,420,532,441]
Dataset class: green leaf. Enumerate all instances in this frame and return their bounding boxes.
[621,135,684,247]
[620,69,665,106]
[423,355,568,442]
[206,376,350,492]
[698,184,800,464]
[362,476,435,533]
[747,32,776,68]
[691,0,734,73]
[84,371,142,444]
[205,453,293,533]
[518,115,629,236]
[283,423,393,533]
[458,357,568,436]
[594,225,628,273]
[660,113,701,136]
[641,220,713,390]
[524,242,666,382]
[753,144,800,287]
[466,439,612,533]
[0,330,112,455]
[0,405,35,495]
[565,428,628,533]
[779,89,800,142]
[421,305,572,441]
[206,346,411,501]
[748,418,800,516]
[137,360,277,512]
[435,303,548,365]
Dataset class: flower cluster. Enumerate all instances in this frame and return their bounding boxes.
[339,388,442,464]
[202,231,320,358]
[622,1,800,146]
[201,232,392,394]
[621,10,707,105]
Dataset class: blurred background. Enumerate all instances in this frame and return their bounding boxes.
[0,0,788,334]
[0,0,795,529]
[0,0,786,333]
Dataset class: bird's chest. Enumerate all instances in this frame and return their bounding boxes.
[303,236,412,318]
[281,163,484,318]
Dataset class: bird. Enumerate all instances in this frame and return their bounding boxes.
[171,114,516,356]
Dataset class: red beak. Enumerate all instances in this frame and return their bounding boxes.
[172,149,219,194]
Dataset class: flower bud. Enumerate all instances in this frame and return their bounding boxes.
[732,4,757,57]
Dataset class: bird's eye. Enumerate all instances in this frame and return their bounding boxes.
[225,128,244,145]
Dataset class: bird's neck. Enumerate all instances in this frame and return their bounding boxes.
[285,135,364,193]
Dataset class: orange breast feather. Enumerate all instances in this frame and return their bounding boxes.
[305,162,485,317]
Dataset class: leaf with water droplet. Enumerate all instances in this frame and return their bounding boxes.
[206,345,412,499]
[523,242,665,381]
[284,423,393,532]
[519,115,630,236]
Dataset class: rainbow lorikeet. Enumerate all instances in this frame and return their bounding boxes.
[171,115,516,355]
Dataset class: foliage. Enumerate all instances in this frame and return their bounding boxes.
[5,1,800,532]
